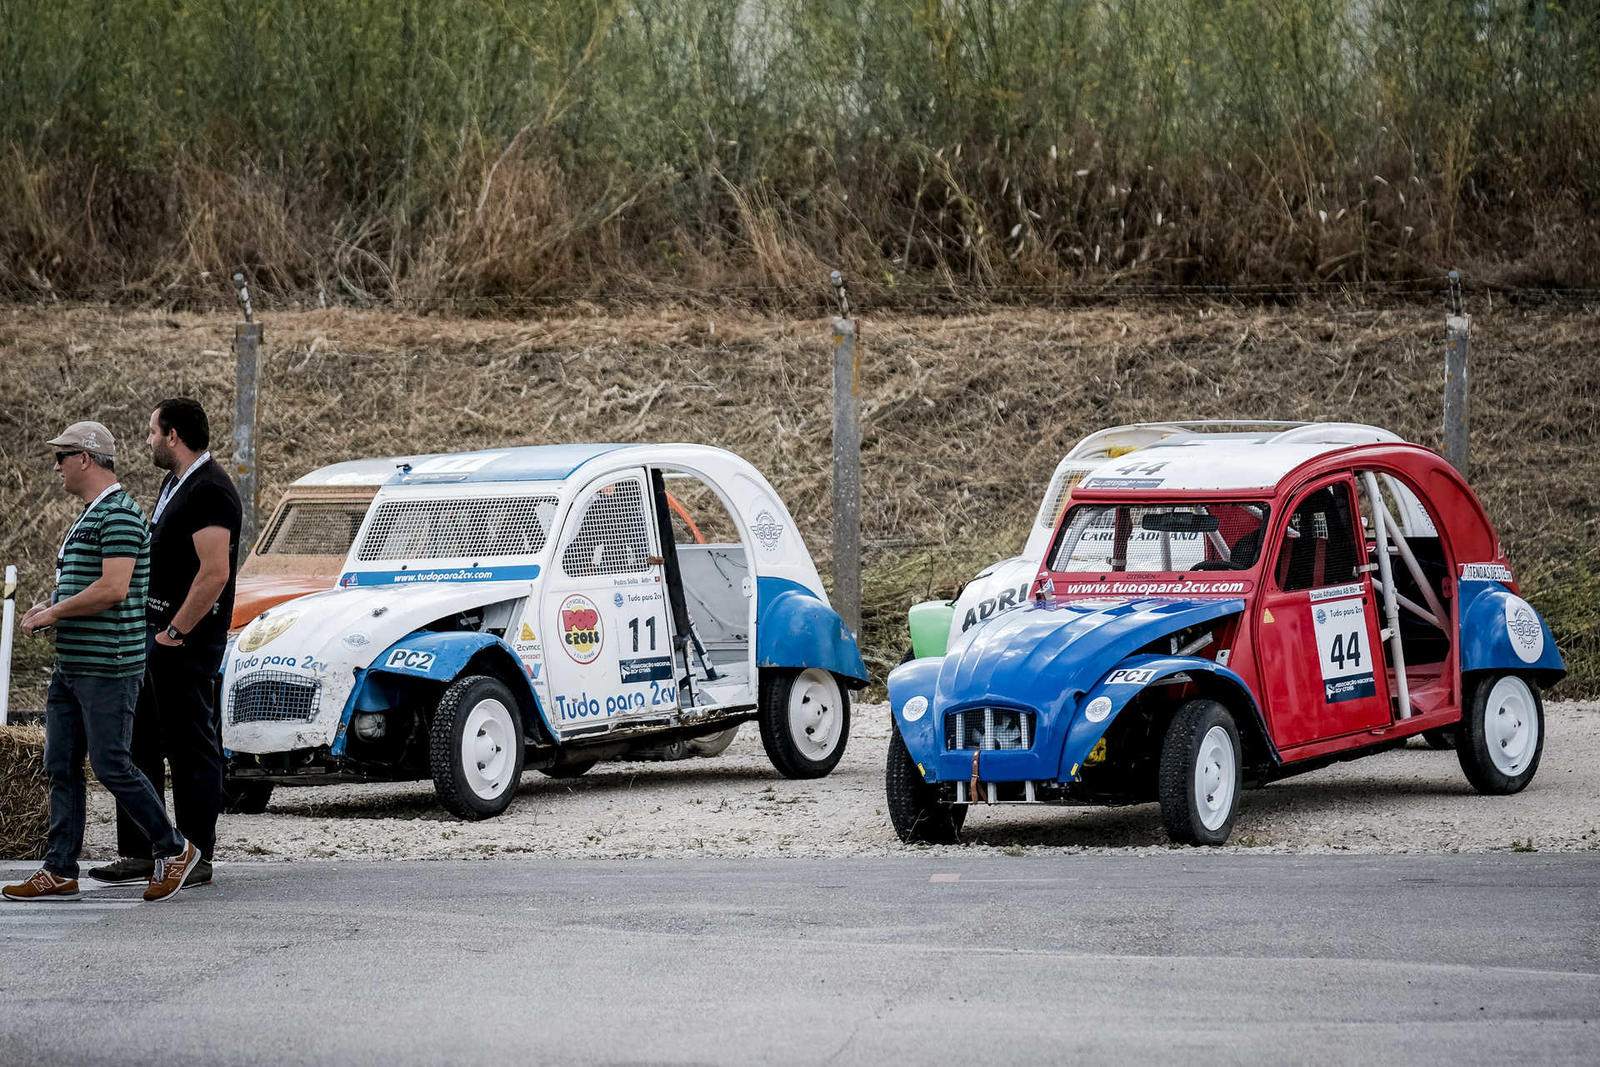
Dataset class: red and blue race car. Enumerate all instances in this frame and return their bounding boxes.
[886,433,1564,845]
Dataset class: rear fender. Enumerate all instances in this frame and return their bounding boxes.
[334,630,550,754]
[1458,580,1566,686]
[756,577,869,686]
[907,600,955,659]
[1059,654,1275,780]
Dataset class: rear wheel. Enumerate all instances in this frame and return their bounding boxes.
[885,726,965,844]
[1158,699,1242,846]
[758,668,850,778]
[429,675,526,819]
[1457,674,1544,795]
[685,725,740,758]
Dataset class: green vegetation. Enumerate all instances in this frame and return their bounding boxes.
[2,0,1597,298]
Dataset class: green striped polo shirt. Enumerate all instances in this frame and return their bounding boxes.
[54,488,151,678]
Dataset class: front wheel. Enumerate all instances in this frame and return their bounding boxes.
[1158,699,1242,846]
[885,726,965,844]
[758,668,850,778]
[1457,674,1544,795]
[429,675,526,819]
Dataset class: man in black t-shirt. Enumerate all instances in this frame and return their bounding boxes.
[89,398,242,889]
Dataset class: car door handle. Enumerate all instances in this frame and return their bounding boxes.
[647,556,665,566]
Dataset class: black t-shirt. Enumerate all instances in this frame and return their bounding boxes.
[146,458,243,650]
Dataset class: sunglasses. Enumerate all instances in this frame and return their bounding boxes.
[54,450,84,464]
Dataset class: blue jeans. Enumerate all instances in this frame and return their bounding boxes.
[44,670,184,880]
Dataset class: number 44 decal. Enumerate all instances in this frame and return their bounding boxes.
[1327,630,1362,670]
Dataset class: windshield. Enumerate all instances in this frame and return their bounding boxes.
[254,498,373,558]
[355,493,561,561]
[1049,502,1271,573]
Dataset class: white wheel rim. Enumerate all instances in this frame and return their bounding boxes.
[1483,676,1538,776]
[787,669,843,761]
[462,698,516,800]
[1194,725,1236,832]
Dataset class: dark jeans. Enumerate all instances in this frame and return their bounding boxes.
[44,670,184,880]
[115,635,225,862]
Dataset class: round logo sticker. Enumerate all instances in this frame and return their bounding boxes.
[902,696,928,723]
[559,594,604,664]
[1085,696,1113,723]
[1505,597,1544,664]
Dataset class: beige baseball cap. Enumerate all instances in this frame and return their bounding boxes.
[46,420,116,459]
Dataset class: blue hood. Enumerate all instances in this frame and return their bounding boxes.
[936,597,1246,720]
[890,596,1246,784]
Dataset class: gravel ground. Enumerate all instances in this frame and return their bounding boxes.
[78,701,1600,862]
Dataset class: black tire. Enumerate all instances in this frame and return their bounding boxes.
[1457,673,1544,795]
[429,675,526,819]
[539,760,597,779]
[1420,727,1457,750]
[1158,699,1243,846]
[885,725,965,844]
[222,779,274,815]
[757,668,850,779]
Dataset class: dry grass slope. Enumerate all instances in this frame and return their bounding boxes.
[0,301,1594,705]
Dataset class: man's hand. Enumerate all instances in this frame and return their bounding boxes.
[21,601,55,635]
[154,628,185,647]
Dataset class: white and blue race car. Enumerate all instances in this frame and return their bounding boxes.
[221,444,866,818]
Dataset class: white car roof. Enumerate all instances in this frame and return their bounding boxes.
[1077,438,1378,492]
[291,456,426,488]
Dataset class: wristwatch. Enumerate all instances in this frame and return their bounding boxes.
[165,623,187,642]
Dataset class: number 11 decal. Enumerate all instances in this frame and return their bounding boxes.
[628,616,657,652]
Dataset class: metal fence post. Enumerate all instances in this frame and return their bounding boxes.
[232,273,263,562]
[1444,269,1471,476]
[830,271,862,635]
[1,564,17,725]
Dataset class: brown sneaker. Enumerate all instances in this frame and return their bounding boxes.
[144,840,201,902]
[3,869,82,902]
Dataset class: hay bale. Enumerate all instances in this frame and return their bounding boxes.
[0,725,50,860]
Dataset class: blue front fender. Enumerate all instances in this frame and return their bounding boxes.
[333,630,548,754]
[1059,654,1270,780]
[887,656,944,779]
[1458,580,1566,683]
[756,577,869,686]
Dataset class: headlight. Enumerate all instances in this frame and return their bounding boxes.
[238,609,301,652]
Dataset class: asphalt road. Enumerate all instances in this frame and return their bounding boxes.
[3,854,1598,1065]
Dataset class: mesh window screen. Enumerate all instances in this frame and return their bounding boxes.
[561,479,652,576]
[259,501,373,556]
[356,496,558,561]
[1277,484,1361,591]
[1051,503,1270,573]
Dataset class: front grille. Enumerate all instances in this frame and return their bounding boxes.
[944,708,1036,751]
[230,671,321,725]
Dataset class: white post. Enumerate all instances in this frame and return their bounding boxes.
[1,564,17,725]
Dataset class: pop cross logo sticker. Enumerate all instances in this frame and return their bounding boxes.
[560,594,604,664]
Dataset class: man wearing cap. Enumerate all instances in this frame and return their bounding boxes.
[3,422,200,903]
[89,398,241,890]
